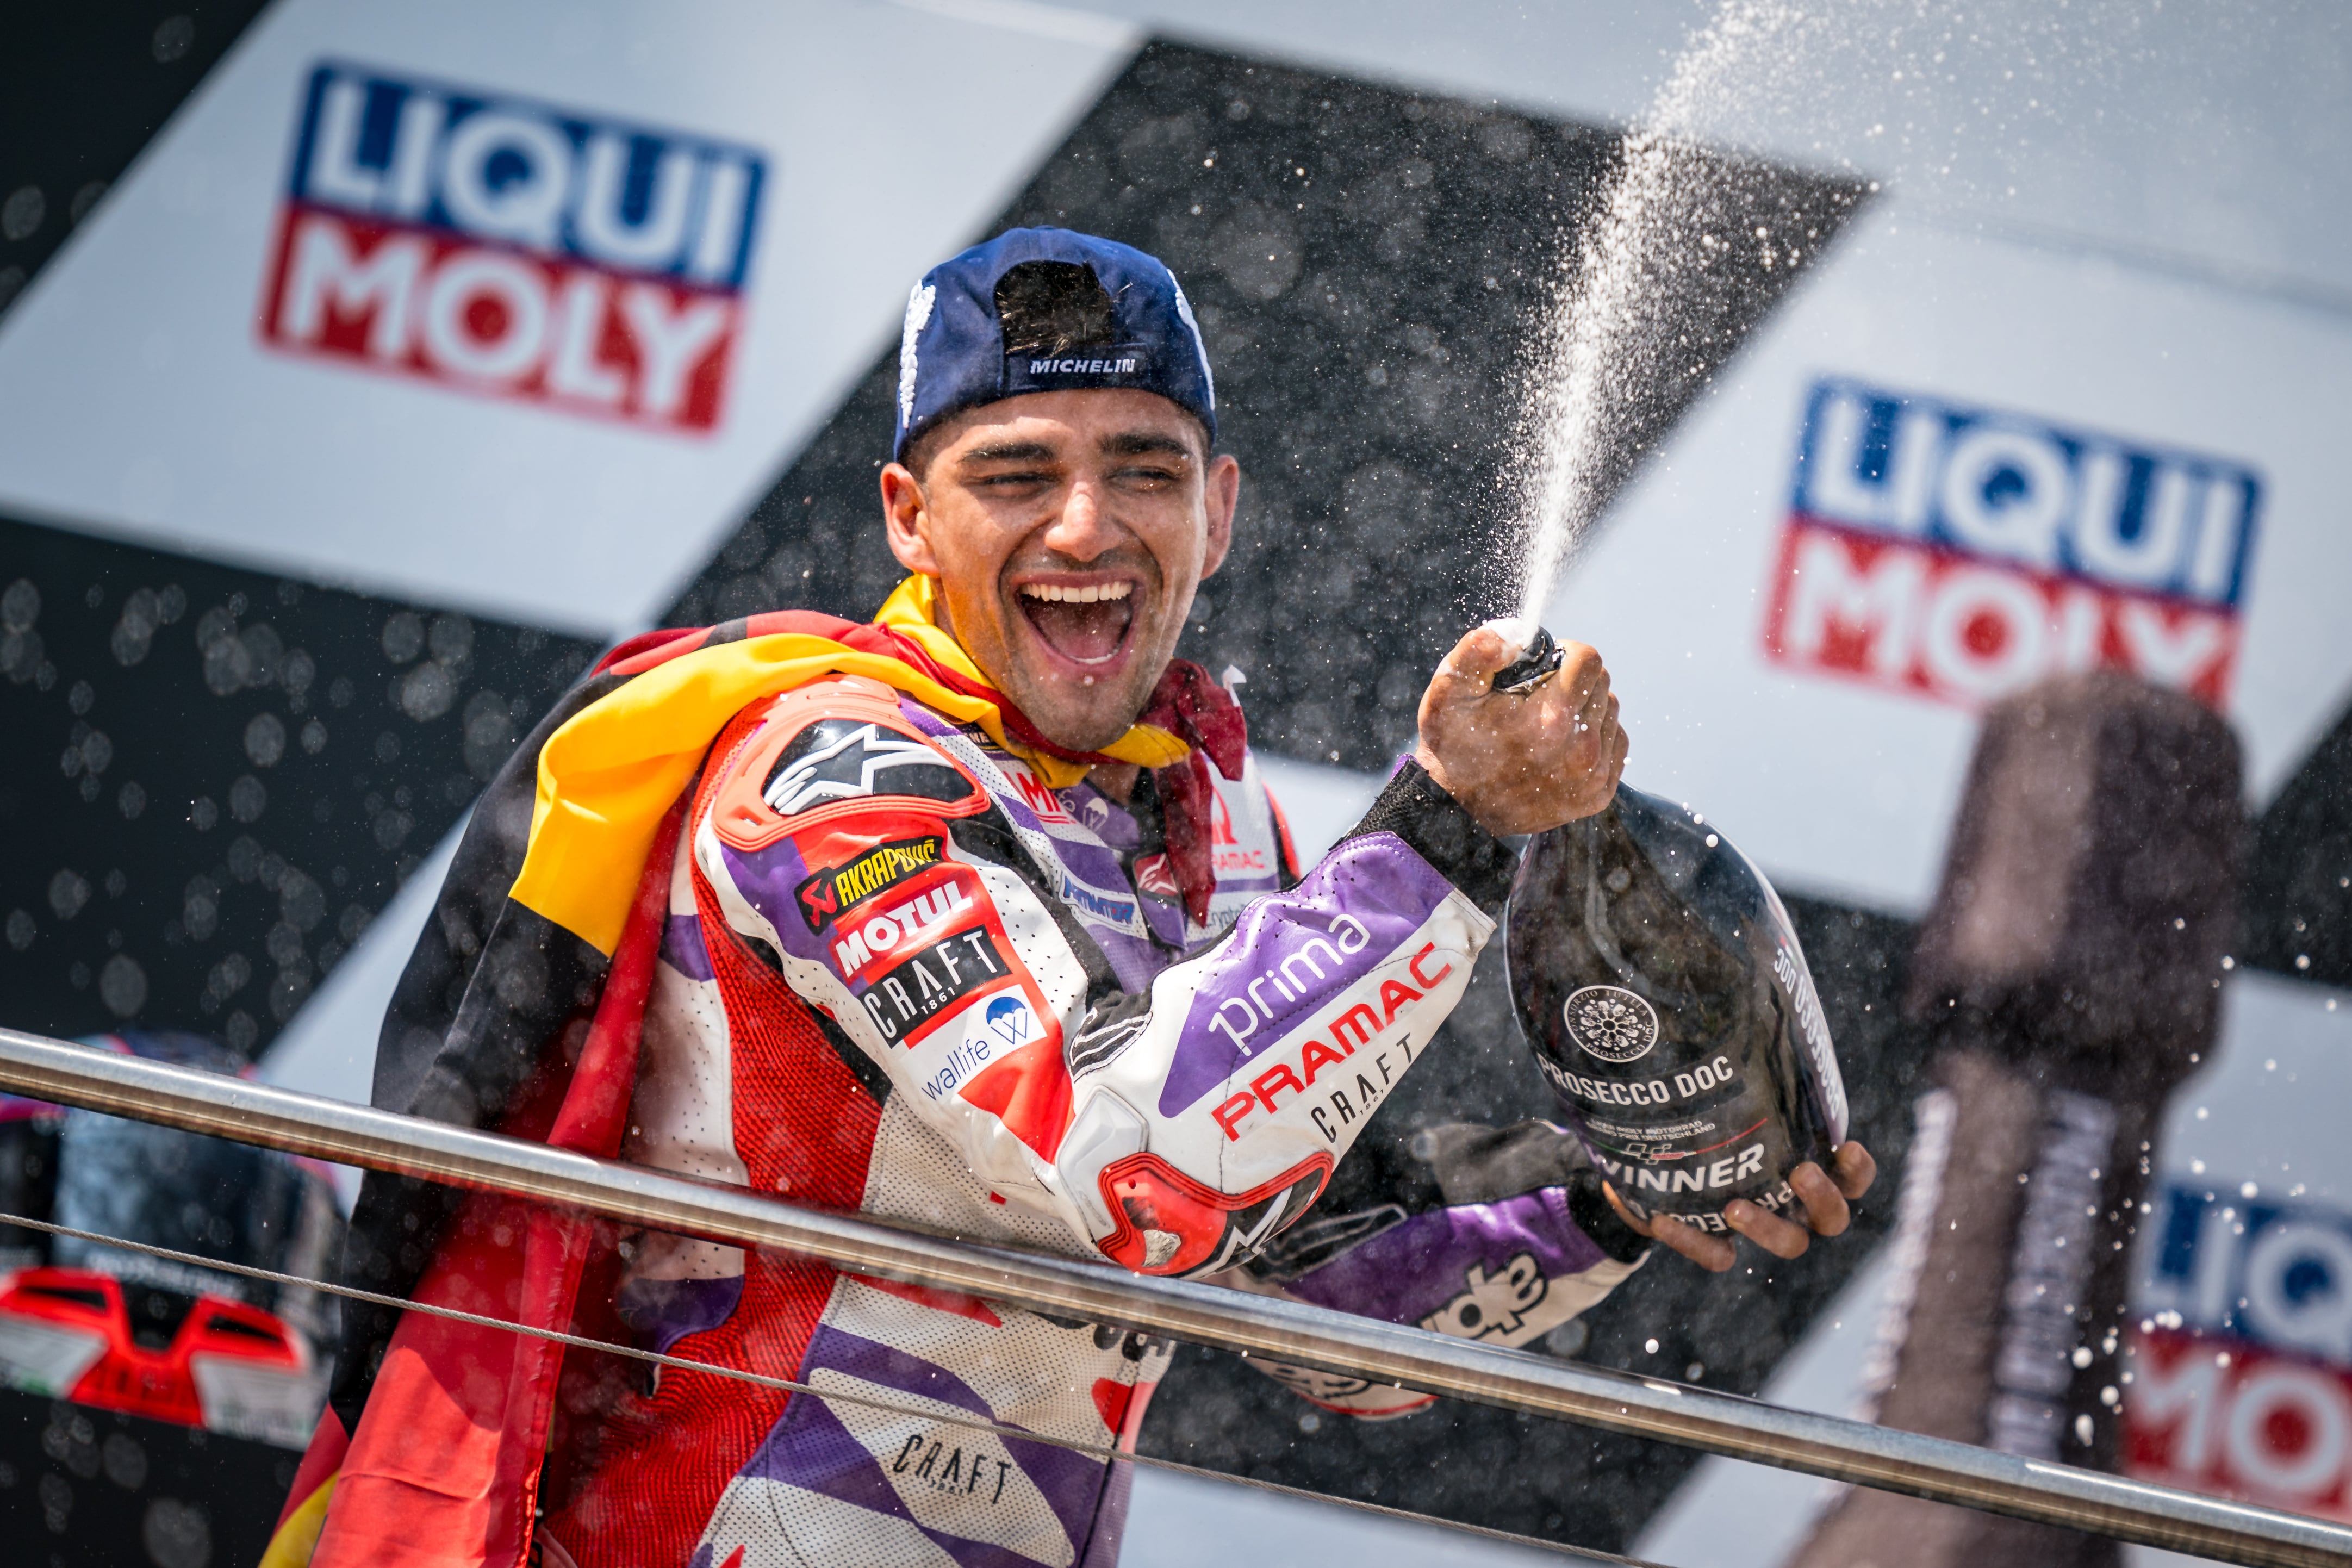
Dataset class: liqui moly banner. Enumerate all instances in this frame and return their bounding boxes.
[260,63,766,433]
[1763,379,2263,709]
[2127,1183,2352,1520]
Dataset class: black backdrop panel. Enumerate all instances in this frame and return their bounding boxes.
[667,41,1868,773]
[0,514,598,1053]
[2245,698,2352,988]
[0,1389,296,1568]
[0,0,277,318]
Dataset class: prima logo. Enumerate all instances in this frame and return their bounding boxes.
[1563,985,1659,1063]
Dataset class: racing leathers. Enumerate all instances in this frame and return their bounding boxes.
[534,670,1646,1567]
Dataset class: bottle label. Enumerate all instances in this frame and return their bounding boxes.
[1561,985,1660,1063]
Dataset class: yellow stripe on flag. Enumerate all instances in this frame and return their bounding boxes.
[511,577,1190,955]
[257,1472,337,1568]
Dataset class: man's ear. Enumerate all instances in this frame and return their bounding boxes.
[1199,452,1240,580]
[880,461,941,575]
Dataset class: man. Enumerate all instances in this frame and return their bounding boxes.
[271,228,1870,1568]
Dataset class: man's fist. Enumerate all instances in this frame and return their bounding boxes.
[1606,1142,1880,1273]
[1414,624,1628,837]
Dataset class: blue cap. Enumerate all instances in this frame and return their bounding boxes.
[893,227,1216,462]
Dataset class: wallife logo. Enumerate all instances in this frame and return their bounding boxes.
[1763,379,2262,708]
[259,64,766,433]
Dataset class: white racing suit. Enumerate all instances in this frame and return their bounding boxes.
[536,672,1646,1567]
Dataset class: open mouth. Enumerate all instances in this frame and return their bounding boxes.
[1016,580,1138,667]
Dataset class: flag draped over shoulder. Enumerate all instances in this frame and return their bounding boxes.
[265,579,1243,1568]
[513,574,1219,954]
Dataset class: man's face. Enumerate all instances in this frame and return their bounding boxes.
[881,389,1240,752]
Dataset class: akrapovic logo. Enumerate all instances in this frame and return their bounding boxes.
[1763,379,2262,709]
[796,836,944,931]
[259,64,766,432]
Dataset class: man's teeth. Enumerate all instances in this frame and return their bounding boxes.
[1021,582,1134,604]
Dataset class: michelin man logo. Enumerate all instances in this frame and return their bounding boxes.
[1418,1253,1548,1342]
[1564,985,1659,1063]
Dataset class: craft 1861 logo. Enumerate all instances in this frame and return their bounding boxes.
[259,63,767,432]
[1563,985,1658,1063]
[1763,379,2262,710]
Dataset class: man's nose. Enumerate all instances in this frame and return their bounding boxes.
[1040,475,1129,561]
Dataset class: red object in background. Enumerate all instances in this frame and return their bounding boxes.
[1761,517,2242,711]
[2126,1325,2352,1523]
[259,206,743,433]
[0,1266,316,1440]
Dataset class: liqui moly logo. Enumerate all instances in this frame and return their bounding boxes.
[1763,380,2262,708]
[259,64,767,432]
[2127,1185,2352,1520]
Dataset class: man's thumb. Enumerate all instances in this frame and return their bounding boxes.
[1442,620,1528,685]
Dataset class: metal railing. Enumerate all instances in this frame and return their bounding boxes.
[1,1026,2344,1567]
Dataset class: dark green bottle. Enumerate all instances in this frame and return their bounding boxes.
[1505,785,1849,1230]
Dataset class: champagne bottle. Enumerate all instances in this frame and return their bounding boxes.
[1505,785,1848,1231]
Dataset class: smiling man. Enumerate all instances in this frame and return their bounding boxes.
[281,229,1862,1568]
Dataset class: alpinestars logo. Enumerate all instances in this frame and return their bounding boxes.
[764,721,972,816]
[795,835,944,930]
[1564,986,1659,1063]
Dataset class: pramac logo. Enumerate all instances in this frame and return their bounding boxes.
[259,63,766,432]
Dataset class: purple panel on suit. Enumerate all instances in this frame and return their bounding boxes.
[1038,836,1136,907]
[1158,832,1454,1115]
[1074,1454,1136,1568]
[712,837,825,961]
[1090,926,1176,995]
[661,914,717,982]
[1063,785,1140,854]
[740,1378,922,1523]
[891,706,1146,913]
[1282,1186,1606,1329]
[615,1273,742,1353]
[729,1322,1118,1566]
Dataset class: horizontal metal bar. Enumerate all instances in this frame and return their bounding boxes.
[0,1209,1642,1565]
[1,1026,2344,1567]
